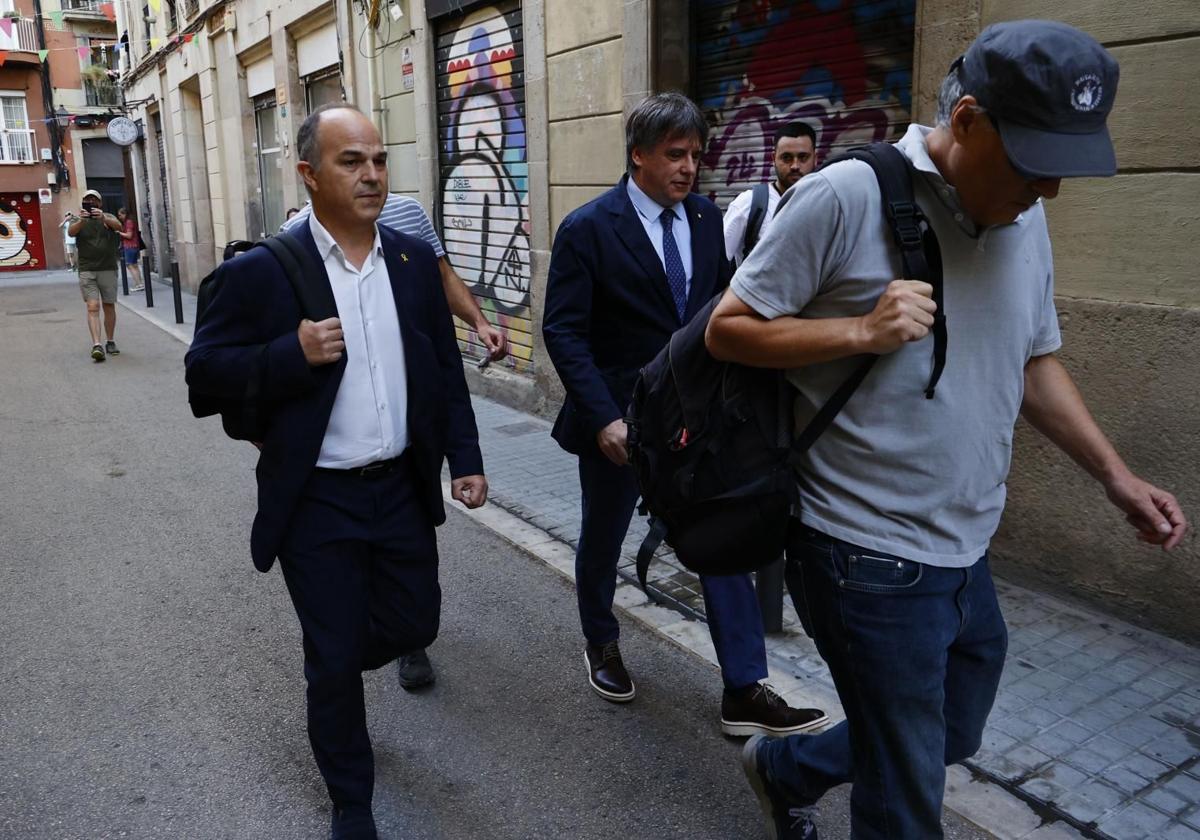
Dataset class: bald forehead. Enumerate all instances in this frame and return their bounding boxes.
[316,108,382,147]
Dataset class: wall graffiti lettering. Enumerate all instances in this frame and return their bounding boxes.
[695,0,916,208]
[437,2,533,370]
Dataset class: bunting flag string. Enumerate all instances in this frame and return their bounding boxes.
[0,26,204,68]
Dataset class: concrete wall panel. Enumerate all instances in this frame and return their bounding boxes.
[547,38,623,122]
[981,0,1200,44]
[544,0,621,56]
[549,184,608,239]
[1105,38,1200,171]
[548,114,624,185]
[382,92,417,145]
[994,297,1200,642]
[1047,173,1200,308]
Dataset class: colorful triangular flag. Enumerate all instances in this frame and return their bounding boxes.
[0,51,7,67]
[0,18,13,39]
[148,0,161,12]
[38,49,48,62]
[77,46,90,61]
[150,37,160,50]
[183,33,194,43]
[99,2,116,22]
[49,10,64,29]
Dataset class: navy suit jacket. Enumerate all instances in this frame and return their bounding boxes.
[543,175,732,455]
[185,223,483,572]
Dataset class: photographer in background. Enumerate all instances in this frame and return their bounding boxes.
[68,189,123,362]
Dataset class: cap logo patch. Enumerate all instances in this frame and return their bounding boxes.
[1071,74,1103,112]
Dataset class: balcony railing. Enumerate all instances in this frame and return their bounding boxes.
[62,0,103,12]
[0,128,36,163]
[183,0,199,19]
[84,79,122,107]
[0,18,40,52]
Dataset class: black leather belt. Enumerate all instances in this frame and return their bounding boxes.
[316,449,412,479]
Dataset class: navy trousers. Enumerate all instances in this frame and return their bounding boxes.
[575,450,768,690]
[278,452,440,810]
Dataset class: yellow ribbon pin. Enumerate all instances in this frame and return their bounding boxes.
[401,253,409,262]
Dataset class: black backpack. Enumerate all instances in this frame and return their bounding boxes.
[188,232,329,442]
[625,142,945,586]
[742,182,771,258]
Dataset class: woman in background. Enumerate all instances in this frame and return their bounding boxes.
[117,208,144,292]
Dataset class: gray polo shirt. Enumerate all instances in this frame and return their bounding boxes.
[730,124,1061,567]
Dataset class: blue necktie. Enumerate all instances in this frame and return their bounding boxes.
[660,209,688,321]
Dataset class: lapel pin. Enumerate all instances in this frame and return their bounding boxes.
[401,253,409,262]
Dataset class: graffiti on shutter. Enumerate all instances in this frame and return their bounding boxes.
[436,1,531,372]
[0,192,45,271]
[695,0,916,209]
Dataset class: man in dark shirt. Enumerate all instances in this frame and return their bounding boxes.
[67,189,123,362]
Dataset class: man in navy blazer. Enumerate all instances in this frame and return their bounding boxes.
[186,104,486,839]
[543,93,826,738]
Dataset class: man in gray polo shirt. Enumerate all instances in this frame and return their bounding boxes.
[707,21,1188,840]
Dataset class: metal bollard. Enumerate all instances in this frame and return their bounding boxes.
[170,261,184,324]
[143,255,154,307]
[119,251,129,296]
[755,557,785,633]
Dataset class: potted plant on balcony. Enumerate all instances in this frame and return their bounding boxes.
[1,9,22,18]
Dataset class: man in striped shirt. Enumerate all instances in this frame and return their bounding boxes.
[284,195,508,365]
[284,194,506,693]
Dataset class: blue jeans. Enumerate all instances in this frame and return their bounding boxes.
[762,524,1007,839]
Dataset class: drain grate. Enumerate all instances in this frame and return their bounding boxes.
[6,308,58,316]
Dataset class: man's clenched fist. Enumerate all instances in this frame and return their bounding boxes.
[298,317,345,365]
[858,280,938,355]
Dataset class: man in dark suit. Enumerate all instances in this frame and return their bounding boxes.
[185,104,486,839]
[542,93,825,737]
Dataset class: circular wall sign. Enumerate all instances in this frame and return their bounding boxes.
[106,117,139,147]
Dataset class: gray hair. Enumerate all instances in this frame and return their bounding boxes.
[936,63,987,126]
[296,102,361,170]
[625,92,708,172]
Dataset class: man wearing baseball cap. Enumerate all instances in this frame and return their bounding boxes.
[706,20,1188,838]
[68,189,123,362]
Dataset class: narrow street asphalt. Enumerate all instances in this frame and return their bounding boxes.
[0,278,992,839]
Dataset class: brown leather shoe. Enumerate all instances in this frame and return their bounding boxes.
[584,641,636,703]
[721,682,828,737]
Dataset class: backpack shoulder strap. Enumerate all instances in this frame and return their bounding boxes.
[823,142,946,398]
[743,182,772,256]
[257,232,339,321]
[787,141,949,465]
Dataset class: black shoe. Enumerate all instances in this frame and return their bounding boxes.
[330,805,377,840]
[742,735,819,840]
[584,641,635,703]
[397,649,435,691]
[105,340,119,356]
[91,344,105,363]
[721,683,828,737]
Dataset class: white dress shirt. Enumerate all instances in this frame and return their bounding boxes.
[309,213,410,469]
[722,182,783,266]
[626,176,693,296]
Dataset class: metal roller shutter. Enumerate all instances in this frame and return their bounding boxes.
[435,1,532,373]
[695,0,916,209]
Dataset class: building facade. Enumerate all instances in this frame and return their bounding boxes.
[115,0,370,288]
[1,0,120,270]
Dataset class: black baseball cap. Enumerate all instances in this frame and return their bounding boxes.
[956,19,1120,179]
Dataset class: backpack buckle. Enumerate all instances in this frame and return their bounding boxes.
[886,202,923,249]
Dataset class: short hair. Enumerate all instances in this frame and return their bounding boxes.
[296,102,361,170]
[625,92,708,172]
[936,62,988,126]
[773,121,816,147]
[117,207,128,216]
